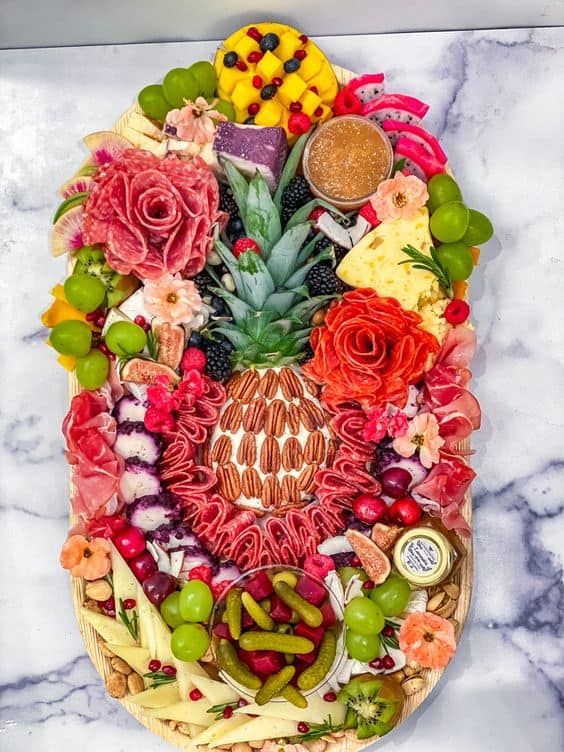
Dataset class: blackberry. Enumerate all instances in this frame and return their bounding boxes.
[281,176,312,225]
[193,270,214,297]
[314,233,348,265]
[305,263,345,297]
[298,341,315,364]
[204,340,232,382]
[210,295,229,317]
[219,184,239,219]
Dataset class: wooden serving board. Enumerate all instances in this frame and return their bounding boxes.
[67,64,473,751]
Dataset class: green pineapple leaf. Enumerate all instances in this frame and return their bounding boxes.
[209,286,253,327]
[214,235,243,288]
[210,323,253,351]
[285,244,335,288]
[263,286,308,316]
[236,250,275,310]
[273,132,310,211]
[287,294,337,323]
[265,223,312,287]
[245,171,282,256]
[296,231,324,267]
[221,158,249,220]
[285,199,346,231]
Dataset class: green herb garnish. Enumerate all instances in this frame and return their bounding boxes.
[146,328,159,360]
[290,716,345,743]
[143,670,176,689]
[206,701,240,720]
[380,620,400,652]
[118,598,139,642]
[392,158,407,175]
[399,243,453,296]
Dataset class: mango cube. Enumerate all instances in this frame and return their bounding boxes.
[255,99,283,126]
[299,47,323,81]
[256,50,284,81]
[233,36,259,61]
[231,80,261,111]
[277,31,302,61]
[306,68,336,97]
[277,73,307,107]
[299,89,322,117]
[218,66,249,96]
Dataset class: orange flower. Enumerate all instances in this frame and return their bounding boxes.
[60,534,111,580]
[399,611,456,669]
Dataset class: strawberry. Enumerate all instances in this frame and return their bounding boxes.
[233,237,261,258]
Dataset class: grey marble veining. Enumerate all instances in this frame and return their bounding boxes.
[0,27,563,752]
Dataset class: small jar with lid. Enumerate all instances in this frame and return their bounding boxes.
[392,518,466,588]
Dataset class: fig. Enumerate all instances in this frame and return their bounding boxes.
[371,523,402,552]
[154,321,185,371]
[120,358,180,386]
[345,530,391,585]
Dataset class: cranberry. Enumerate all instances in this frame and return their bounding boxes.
[352,494,388,524]
[369,658,383,669]
[314,106,324,117]
[297,722,310,734]
[223,706,234,719]
[289,101,303,112]
[382,625,395,638]
[444,299,470,325]
[272,77,283,87]
[380,467,412,499]
[189,688,203,701]
[247,26,262,41]
[235,59,248,72]
[143,571,176,606]
[122,598,136,610]
[86,309,100,322]
[323,691,337,702]
[294,49,307,61]
[310,86,319,94]
[114,526,146,560]
[134,315,146,327]
[162,664,177,676]
[237,698,248,708]
[248,102,260,116]
[252,75,263,89]
[388,496,422,526]
[95,315,106,329]
[299,34,308,43]
[351,556,361,567]
[382,655,395,670]
[129,550,158,582]
[148,659,161,672]
[100,596,116,617]
[362,580,375,590]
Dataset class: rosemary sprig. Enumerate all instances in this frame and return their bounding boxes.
[146,329,159,360]
[118,598,139,642]
[289,716,345,743]
[399,244,453,296]
[143,670,176,689]
[380,620,400,652]
[392,158,406,175]
[207,701,240,720]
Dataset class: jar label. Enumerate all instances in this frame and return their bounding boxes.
[401,537,440,575]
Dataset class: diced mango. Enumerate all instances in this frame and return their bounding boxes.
[256,50,284,81]
[277,31,302,61]
[231,80,261,111]
[299,46,323,81]
[218,66,249,96]
[307,68,337,97]
[277,73,307,107]
[255,98,283,126]
[233,35,259,61]
[314,103,333,123]
[299,89,322,117]
[57,354,77,371]
[41,298,88,328]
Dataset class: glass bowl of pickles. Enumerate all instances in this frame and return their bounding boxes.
[209,565,345,706]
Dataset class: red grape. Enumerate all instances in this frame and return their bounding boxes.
[113,526,146,559]
[380,467,412,498]
[388,497,422,526]
[129,550,158,582]
[352,494,388,524]
[143,571,176,606]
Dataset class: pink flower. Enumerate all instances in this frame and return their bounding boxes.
[143,273,204,325]
[393,412,445,468]
[363,407,389,442]
[166,97,227,145]
[370,172,429,222]
[387,411,408,438]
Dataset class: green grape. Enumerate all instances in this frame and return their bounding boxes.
[160,591,185,629]
[344,597,385,636]
[179,580,214,623]
[437,242,474,281]
[427,173,462,214]
[430,201,470,243]
[50,319,92,357]
[163,68,199,108]
[369,575,411,617]
[64,274,106,313]
[171,623,210,661]
[213,98,236,121]
[138,84,171,121]
[188,61,217,98]
[75,349,110,390]
[338,567,368,587]
[345,630,380,662]
[104,321,147,356]
[462,209,494,246]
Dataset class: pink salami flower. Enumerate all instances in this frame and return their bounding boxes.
[370,172,428,222]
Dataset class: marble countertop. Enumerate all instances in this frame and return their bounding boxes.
[1,26,563,752]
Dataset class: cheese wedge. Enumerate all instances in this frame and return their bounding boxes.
[110,543,138,609]
[80,608,135,646]
[127,682,181,708]
[208,716,300,747]
[106,644,150,679]
[235,693,346,724]
[190,674,240,706]
[142,699,215,726]
[192,716,250,747]
[188,723,206,738]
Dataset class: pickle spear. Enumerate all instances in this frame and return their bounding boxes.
[281,684,308,709]
[273,580,323,628]
[239,631,314,654]
[241,591,275,631]
[297,629,337,691]
[217,639,262,689]
[255,665,295,706]
[226,588,243,640]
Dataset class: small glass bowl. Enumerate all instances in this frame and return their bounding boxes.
[209,564,345,700]
[302,114,394,211]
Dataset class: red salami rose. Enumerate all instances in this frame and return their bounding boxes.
[83,150,225,280]
[303,289,440,411]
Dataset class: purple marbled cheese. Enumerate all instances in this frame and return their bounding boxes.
[214,122,288,191]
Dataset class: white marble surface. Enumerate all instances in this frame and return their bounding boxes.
[0,27,563,752]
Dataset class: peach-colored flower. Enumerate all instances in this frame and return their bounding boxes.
[60,534,111,580]
[165,97,227,145]
[399,611,456,669]
[371,173,429,222]
[143,273,204,325]
[393,412,444,468]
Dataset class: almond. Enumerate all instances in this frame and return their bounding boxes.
[260,436,281,475]
[127,673,145,695]
[297,463,317,493]
[106,671,127,698]
[282,437,303,471]
[287,403,301,435]
[212,435,233,465]
[97,638,115,658]
[217,462,241,501]
[304,430,326,465]
[435,598,457,619]
[237,432,257,467]
[258,369,278,399]
[262,475,281,508]
[241,468,262,499]
[427,592,446,612]
[111,656,132,675]
[243,397,266,433]
[231,370,259,402]
[443,582,460,600]
[220,401,243,432]
[281,475,300,505]
[265,399,286,437]
[279,367,303,400]
[85,579,113,602]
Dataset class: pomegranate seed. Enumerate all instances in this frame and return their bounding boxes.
[323,691,337,702]
[237,698,249,708]
[148,659,162,672]
[247,26,262,41]
[369,658,382,669]
[314,105,323,117]
[351,556,361,567]
[362,580,375,590]
[248,102,260,115]
[247,51,262,63]
[95,316,106,329]
[294,50,307,61]
[310,86,319,94]
[382,655,395,670]
[122,598,136,610]
[272,77,283,87]
[162,664,177,676]
[235,60,248,72]
[100,597,116,617]
[299,34,308,43]
[222,706,234,719]
[85,310,98,322]
[252,75,263,89]
[382,625,395,638]
[297,722,310,734]
[134,315,146,327]
[189,688,203,701]
[289,101,303,112]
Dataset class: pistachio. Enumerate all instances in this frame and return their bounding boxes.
[427,591,446,612]
[111,656,132,675]
[106,671,127,698]
[85,579,113,602]
[401,675,426,696]
[127,672,145,694]
[443,582,460,600]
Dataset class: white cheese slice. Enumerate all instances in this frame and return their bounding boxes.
[80,607,135,646]
[142,698,215,726]
[190,674,240,706]
[128,682,181,708]
[192,716,250,747]
[234,692,346,725]
[208,716,300,747]
[118,288,152,322]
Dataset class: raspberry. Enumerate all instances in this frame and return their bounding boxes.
[181,347,206,373]
[444,298,470,325]
[288,112,312,135]
[232,236,261,258]
[303,554,335,580]
[188,565,213,585]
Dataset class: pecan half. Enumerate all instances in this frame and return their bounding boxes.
[243,397,266,433]
[279,367,303,401]
[231,370,259,403]
[304,430,326,465]
[297,463,318,493]
[237,432,257,467]
[281,474,300,505]
[212,434,232,465]
[260,435,281,475]
[287,403,301,435]
[282,437,304,471]
[265,399,286,437]
[241,468,262,499]
[258,369,279,399]
[262,475,281,508]
[220,401,243,432]
[300,398,325,429]
[216,462,241,501]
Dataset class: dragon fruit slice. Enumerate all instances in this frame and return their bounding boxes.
[119,459,162,504]
[394,137,446,182]
[83,131,131,167]
[58,175,94,198]
[114,421,162,464]
[362,94,429,127]
[344,73,385,104]
[383,119,448,164]
[114,395,148,424]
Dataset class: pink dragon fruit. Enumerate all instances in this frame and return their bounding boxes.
[394,137,445,182]
[344,73,385,104]
[383,119,448,165]
[361,93,429,127]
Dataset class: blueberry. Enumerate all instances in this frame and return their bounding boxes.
[260,33,280,53]
[227,216,244,243]
[218,336,235,353]
[244,116,255,124]
[223,51,238,68]
[188,331,204,348]
[260,84,277,100]
[211,296,228,316]
[284,58,300,73]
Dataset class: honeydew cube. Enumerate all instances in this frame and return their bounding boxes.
[218,66,249,96]
[277,31,302,61]
[299,89,322,117]
[277,73,307,107]
[299,46,323,80]
[255,98,283,126]
[231,80,261,112]
[256,50,284,81]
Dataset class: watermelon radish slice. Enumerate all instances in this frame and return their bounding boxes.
[344,73,385,104]
[59,174,94,198]
[362,94,429,127]
[383,119,448,165]
[394,137,446,182]
[83,131,131,167]
[51,204,85,256]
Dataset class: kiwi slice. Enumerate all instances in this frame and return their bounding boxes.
[73,245,138,306]
[338,674,403,740]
